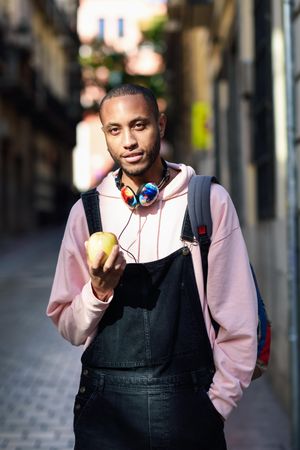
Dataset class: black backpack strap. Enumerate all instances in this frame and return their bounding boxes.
[187,175,218,291]
[81,188,102,235]
[187,175,219,334]
[181,175,218,245]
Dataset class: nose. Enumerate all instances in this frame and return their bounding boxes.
[122,128,137,149]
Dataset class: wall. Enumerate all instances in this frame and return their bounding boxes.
[0,0,81,234]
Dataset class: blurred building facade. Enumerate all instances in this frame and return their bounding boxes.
[167,0,300,443]
[0,0,81,234]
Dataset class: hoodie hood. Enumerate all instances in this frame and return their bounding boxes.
[97,162,196,201]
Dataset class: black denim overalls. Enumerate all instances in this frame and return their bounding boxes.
[73,243,227,450]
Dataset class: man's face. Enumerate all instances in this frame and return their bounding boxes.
[100,94,166,177]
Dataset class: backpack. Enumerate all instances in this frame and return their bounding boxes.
[81,177,271,380]
[182,175,271,380]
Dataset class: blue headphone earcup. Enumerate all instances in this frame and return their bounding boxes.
[137,183,159,207]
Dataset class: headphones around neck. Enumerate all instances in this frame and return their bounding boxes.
[115,159,170,209]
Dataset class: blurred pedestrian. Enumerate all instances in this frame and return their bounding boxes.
[47,84,257,450]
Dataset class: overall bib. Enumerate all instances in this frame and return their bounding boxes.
[73,245,227,450]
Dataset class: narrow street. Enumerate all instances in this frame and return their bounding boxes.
[0,227,292,450]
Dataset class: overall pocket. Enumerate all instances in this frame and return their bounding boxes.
[73,374,99,428]
[201,387,225,427]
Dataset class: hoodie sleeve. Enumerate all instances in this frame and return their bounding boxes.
[205,184,258,419]
[46,200,113,346]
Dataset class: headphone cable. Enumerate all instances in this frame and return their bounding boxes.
[118,209,137,263]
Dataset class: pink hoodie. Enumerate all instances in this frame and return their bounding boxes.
[47,162,257,420]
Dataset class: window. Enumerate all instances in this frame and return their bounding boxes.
[98,18,105,40]
[118,18,124,38]
[253,0,275,219]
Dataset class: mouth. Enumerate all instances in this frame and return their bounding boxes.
[122,152,144,164]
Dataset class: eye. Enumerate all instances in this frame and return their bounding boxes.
[134,122,146,130]
[108,127,120,135]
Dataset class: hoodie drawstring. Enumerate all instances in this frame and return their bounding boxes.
[156,199,164,260]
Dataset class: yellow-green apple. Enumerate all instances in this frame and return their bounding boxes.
[86,232,118,267]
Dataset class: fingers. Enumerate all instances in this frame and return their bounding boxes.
[86,243,120,271]
[102,245,124,273]
[88,245,126,278]
[89,245,126,297]
[85,241,105,269]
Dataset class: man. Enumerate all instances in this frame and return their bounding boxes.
[47,84,257,450]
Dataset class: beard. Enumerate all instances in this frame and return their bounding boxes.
[107,134,161,178]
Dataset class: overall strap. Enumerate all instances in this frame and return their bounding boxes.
[180,209,194,243]
[81,188,102,235]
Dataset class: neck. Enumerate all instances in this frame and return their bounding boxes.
[117,159,169,192]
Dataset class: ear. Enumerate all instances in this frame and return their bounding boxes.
[158,113,167,138]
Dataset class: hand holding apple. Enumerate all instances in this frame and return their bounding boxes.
[85,231,126,302]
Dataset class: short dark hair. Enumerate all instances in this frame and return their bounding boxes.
[99,84,159,119]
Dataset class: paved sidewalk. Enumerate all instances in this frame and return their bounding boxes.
[0,227,292,450]
[0,227,81,450]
